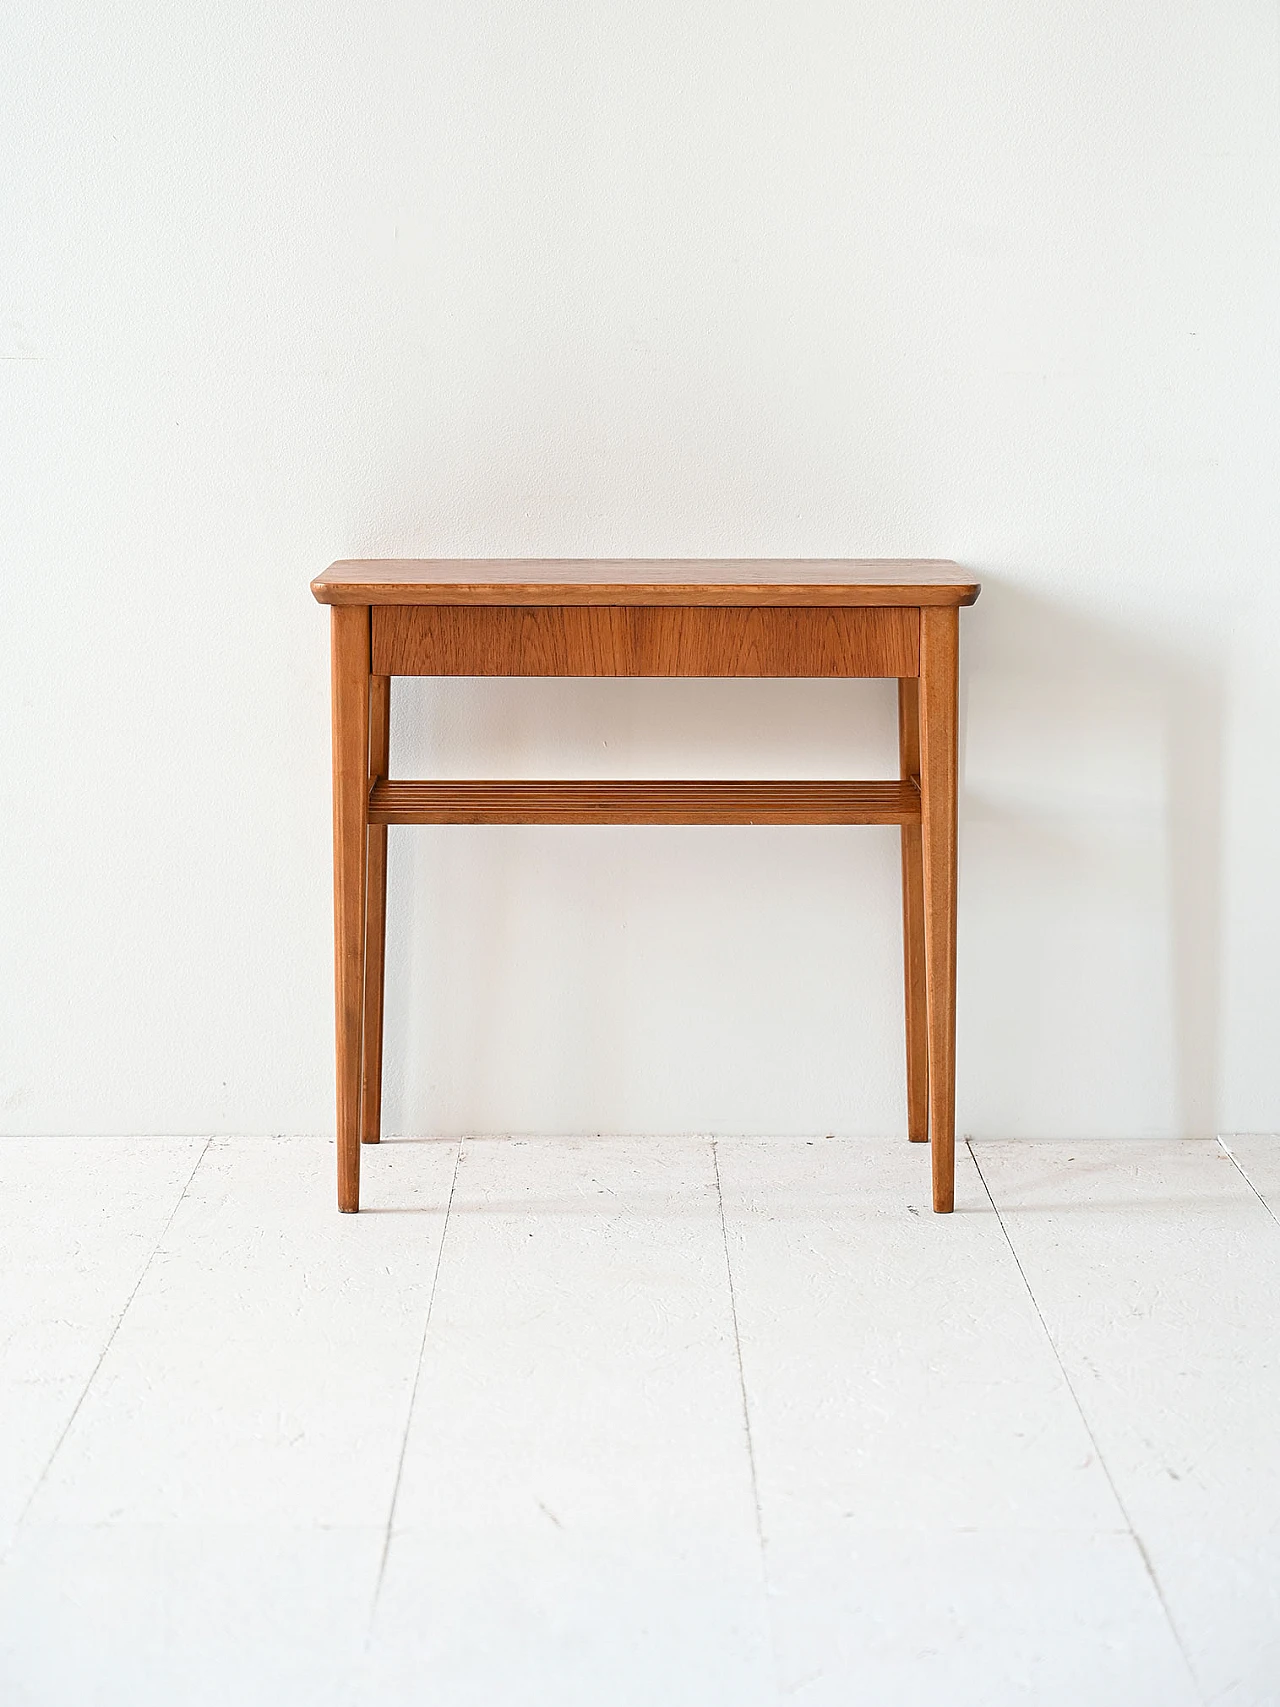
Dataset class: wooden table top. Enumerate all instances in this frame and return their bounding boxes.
[311,559,980,608]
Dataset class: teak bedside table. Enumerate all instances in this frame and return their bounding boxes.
[311,559,980,1214]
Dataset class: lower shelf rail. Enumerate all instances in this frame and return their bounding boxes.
[367,777,922,826]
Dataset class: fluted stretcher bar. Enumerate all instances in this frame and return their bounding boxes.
[367,778,922,826]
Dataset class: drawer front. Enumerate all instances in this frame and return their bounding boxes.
[372,604,919,678]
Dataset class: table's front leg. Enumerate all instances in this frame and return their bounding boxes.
[330,605,371,1211]
[918,607,959,1213]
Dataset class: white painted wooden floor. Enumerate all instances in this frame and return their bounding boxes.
[1,1136,1278,1706]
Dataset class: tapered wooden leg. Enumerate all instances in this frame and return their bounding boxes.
[331,606,370,1212]
[898,678,928,1143]
[918,608,959,1213]
[361,675,391,1145]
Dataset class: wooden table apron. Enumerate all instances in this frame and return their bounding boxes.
[313,562,975,1216]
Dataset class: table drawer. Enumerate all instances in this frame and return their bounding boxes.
[371,604,919,678]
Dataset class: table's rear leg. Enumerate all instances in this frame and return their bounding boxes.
[361,675,391,1146]
[897,678,928,1143]
[918,608,959,1213]
[331,606,370,1212]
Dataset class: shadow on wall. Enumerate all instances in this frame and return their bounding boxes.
[960,579,1223,1140]
[372,578,1223,1142]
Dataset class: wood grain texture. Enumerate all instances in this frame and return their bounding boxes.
[361,675,390,1148]
[330,606,370,1212]
[313,558,980,608]
[918,607,959,1213]
[372,604,919,678]
[898,678,929,1144]
[367,779,922,826]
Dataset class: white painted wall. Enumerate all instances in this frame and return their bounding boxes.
[3,2,1277,1139]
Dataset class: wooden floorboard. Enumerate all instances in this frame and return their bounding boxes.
[6,1136,1279,1703]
